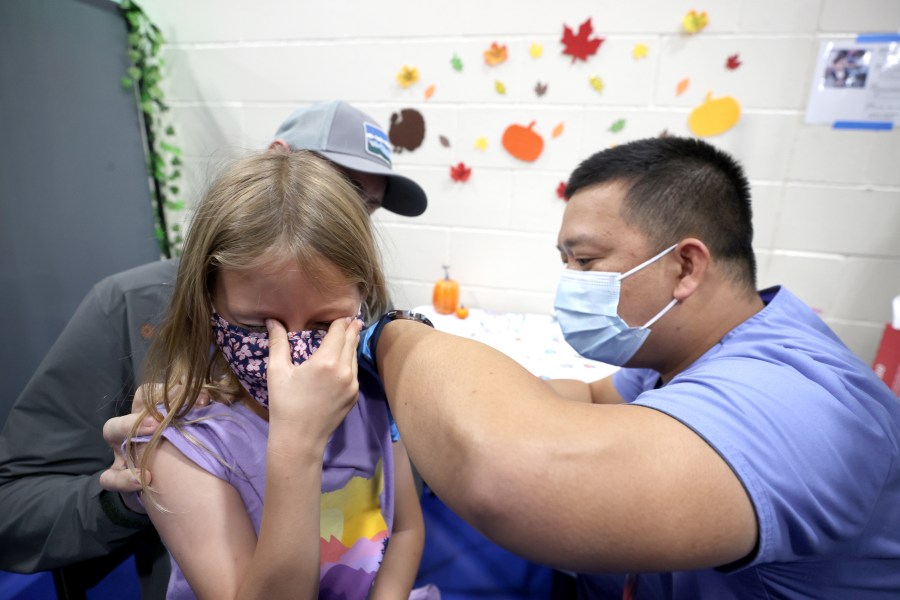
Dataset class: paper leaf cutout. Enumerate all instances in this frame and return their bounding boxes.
[590,75,605,92]
[451,54,463,72]
[609,119,626,133]
[552,122,565,138]
[502,122,544,162]
[424,84,436,100]
[561,18,604,63]
[530,43,544,59]
[484,42,508,66]
[439,135,450,148]
[726,54,742,70]
[633,43,649,60]
[396,65,419,88]
[688,92,740,136]
[556,181,568,200]
[389,109,426,152]
[676,77,690,96]
[450,162,472,183]
[534,81,548,97]
[474,137,488,151]
[682,10,708,34]
[495,80,507,95]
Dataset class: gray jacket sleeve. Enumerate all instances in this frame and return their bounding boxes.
[0,260,177,572]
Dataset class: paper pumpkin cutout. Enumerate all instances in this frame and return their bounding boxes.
[676,78,690,96]
[561,18,604,63]
[450,162,472,183]
[590,75,605,92]
[451,54,463,72]
[474,137,488,151]
[682,10,708,34]
[609,119,626,133]
[424,84,436,100]
[556,181,568,200]
[484,42,508,66]
[688,92,741,136]
[726,54,742,70]
[530,43,544,59]
[633,44,649,60]
[389,108,426,152]
[396,65,419,88]
[502,122,544,162]
[495,80,507,95]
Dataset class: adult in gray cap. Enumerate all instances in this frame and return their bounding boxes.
[0,101,426,599]
[271,101,427,217]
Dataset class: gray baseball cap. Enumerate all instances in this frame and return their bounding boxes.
[273,101,427,216]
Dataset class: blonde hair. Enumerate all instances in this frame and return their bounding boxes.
[127,150,389,499]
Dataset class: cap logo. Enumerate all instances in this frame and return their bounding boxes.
[364,122,392,167]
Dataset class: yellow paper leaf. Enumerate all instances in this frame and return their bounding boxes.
[676,77,690,96]
[682,10,708,34]
[552,122,564,138]
[396,65,419,88]
[688,92,741,137]
[495,80,507,95]
[474,137,488,151]
[589,75,604,93]
[633,43,649,60]
[424,84,436,100]
[530,42,544,59]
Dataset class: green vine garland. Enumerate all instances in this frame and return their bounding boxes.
[120,0,184,257]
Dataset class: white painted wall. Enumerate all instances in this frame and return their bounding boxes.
[143,0,900,363]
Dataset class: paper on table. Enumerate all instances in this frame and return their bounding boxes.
[414,306,618,383]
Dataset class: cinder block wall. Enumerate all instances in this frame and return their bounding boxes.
[145,0,900,363]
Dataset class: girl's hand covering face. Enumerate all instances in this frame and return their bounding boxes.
[264,315,364,444]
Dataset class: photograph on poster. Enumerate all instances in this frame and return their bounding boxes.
[823,49,871,88]
[805,38,900,125]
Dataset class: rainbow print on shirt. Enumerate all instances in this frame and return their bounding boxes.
[318,459,388,599]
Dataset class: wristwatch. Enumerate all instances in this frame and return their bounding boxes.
[382,309,435,328]
[359,310,434,374]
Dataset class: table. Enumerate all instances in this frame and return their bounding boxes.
[413,306,618,383]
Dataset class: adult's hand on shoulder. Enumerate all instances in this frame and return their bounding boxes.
[98,383,214,510]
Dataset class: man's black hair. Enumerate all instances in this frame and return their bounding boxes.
[566,137,756,288]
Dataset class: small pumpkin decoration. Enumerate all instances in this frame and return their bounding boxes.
[688,92,741,137]
[502,121,544,162]
[432,265,459,315]
[455,305,470,320]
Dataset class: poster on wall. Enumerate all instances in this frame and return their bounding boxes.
[804,34,900,129]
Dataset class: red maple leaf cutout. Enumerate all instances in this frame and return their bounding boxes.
[726,54,742,70]
[450,162,472,183]
[556,181,568,200]
[561,18,604,63]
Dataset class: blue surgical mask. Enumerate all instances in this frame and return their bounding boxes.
[554,245,678,366]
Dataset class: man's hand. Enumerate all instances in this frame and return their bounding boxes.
[98,384,212,513]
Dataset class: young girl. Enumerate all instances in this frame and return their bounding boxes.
[127,150,426,599]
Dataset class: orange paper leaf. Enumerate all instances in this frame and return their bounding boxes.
[424,84,436,100]
[676,78,690,96]
[483,42,508,66]
[552,122,565,138]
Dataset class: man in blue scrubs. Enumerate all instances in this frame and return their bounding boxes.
[365,137,900,598]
